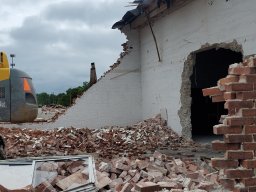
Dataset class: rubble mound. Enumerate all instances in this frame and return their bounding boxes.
[0,116,222,191]
[96,151,221,191]
[0,116,195,159]
[35,104,67,123]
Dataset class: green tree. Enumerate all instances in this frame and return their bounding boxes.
[36,81,90,107]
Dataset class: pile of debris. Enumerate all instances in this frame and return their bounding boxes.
[0,116,195,159]
[32,156,96,192]
[96,151,222,191]
[0,151,222,192]
[34,161,88,191]
[35,105,66,123]
[1,116,219,191]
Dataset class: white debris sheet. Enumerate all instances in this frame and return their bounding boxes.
[0,164,33,189]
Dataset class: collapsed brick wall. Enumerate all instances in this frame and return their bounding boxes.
[203,56,256,191]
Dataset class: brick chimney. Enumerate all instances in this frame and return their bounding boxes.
[89,62,97,86]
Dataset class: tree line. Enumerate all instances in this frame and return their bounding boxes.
[37,82,90,107]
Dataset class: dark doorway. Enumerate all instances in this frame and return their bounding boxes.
[191,48,242,139]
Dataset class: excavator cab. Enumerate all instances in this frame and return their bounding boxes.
[0,52,38,123]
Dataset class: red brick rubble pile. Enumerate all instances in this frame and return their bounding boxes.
[0,115,192,159]
[35,105,66,123]
[34,159,93,191]
[203,56,256,191]
[96,150,221,192]
[0,150,221,192]
[0,116,224,191]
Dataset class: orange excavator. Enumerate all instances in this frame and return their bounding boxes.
[0,52,38,159]
[0,52,38,123]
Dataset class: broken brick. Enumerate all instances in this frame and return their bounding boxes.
[225,169,254,179]
[241,178,256,187]
[213,124,243,135]
[225,83,254,92]
[240,74,256,83]
[120,183,133,192]
[219,75,239,86]
[228,66,256,75]
[242,159,256,169]
[211,158,239,168]
[244,125,256,134]
[243,142,256,150]
[225,116,255,126]
[212,94,225,102]
[225,150,254,160]
[212,140,240,151]
[202,87,222,96]
[236,91,256,100]
[219,178,235,190]
[224,134,253,143]
[224,92,236,100]
[224,100,254,115]
[239,108,256,117]
[135,182,160,192]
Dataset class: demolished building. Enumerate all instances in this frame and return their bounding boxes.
[3,1,256,191]
[52,0,255,139]
[2,0,256,140]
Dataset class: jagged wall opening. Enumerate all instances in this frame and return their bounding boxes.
[179,41,243,139]
[191,48,243,138]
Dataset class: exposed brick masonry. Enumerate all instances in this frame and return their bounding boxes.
[202,56,256,191]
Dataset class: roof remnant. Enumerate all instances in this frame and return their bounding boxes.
[112,0,172,29]
[157,0,172,8]
[112,8,141,29]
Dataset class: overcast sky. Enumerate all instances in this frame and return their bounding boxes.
[0,0,130,93]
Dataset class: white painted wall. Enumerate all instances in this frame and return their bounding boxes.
[139,0,256,135]
[52,28,142,129]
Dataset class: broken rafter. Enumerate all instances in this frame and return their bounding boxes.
[145,11,161,62]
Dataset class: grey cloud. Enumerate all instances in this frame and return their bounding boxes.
[44,0,127,25]
[0,0,46,7]
[10,17,57,43]
[0,0,129,93]
[9,15,123,59]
